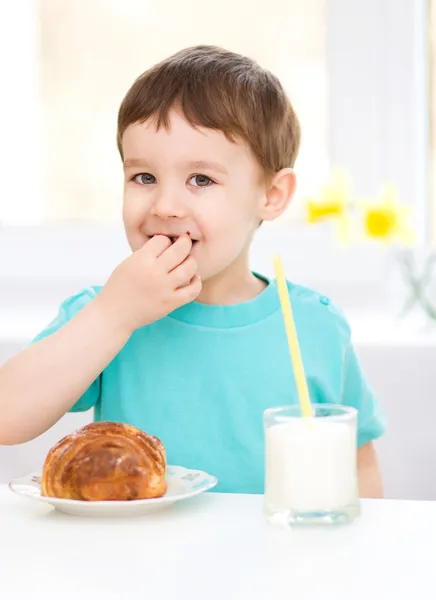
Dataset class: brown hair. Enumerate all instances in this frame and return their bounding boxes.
[117,45,301,175]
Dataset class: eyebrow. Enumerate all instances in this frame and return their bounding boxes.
[186,161,228,176]
[123,158,228,176]
[123,158,149,169]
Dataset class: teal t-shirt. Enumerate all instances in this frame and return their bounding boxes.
[33,278,386,494]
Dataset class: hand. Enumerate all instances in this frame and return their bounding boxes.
[97,234,201,333]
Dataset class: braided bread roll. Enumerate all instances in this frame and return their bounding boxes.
[41,422,167,501]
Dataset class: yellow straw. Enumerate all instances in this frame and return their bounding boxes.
[273,255,313,418]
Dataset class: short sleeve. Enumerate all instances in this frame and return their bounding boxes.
[31,287,103,413]
[342,342,386,447]
[331,309,387,447]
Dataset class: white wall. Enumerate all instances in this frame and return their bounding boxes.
[1,321,435,501]
[357,342,436,501]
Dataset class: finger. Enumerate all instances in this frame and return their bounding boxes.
[142,235,173,258]
[174,274,202,303]
[159,234,192,271]
[170,255,198,288]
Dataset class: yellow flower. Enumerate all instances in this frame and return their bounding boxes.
[360,184,415,245]
[304,167,352,244]
[307,200,343,223]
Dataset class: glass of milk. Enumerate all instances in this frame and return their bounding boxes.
[264,404,360,526]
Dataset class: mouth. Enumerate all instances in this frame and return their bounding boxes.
[152,233,199,246]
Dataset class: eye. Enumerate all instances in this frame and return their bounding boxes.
[133,173,156,185]
[189,174,214,187]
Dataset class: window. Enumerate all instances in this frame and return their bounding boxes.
[430,0,436,239]
[1,0,328,225]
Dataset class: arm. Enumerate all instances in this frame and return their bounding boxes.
[0,234,200,446]
[357,441,384,498]
[0,299,130,445]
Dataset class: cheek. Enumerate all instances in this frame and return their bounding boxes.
[123,191,149,249]
[210,189,260,235]
[123,190,146,227]
[206,184,258,224]
[201,205,256,250]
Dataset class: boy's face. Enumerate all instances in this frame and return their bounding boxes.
[121,110,268,283]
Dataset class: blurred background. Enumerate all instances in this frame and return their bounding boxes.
[0,0,435,499]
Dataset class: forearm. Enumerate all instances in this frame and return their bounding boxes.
[357,442,384,498]
[0,298,131,445]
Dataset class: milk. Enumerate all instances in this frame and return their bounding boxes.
[265,419,357,513]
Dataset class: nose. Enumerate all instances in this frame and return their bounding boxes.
[151,189,187,219]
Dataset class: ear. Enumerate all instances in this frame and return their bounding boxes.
[259,168,296,222]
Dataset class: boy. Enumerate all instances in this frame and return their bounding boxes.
[0,46,385,496]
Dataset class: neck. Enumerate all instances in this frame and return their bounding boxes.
[197,255,267,305]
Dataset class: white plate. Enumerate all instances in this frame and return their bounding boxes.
[9,465,218,517]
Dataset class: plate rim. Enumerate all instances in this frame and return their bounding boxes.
[8,465,218,506]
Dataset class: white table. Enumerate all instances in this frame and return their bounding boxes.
[1,488,435,599]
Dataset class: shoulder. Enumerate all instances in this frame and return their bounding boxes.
[287,281,351,345]
[57,285,103,316]
[32,285,103,343]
